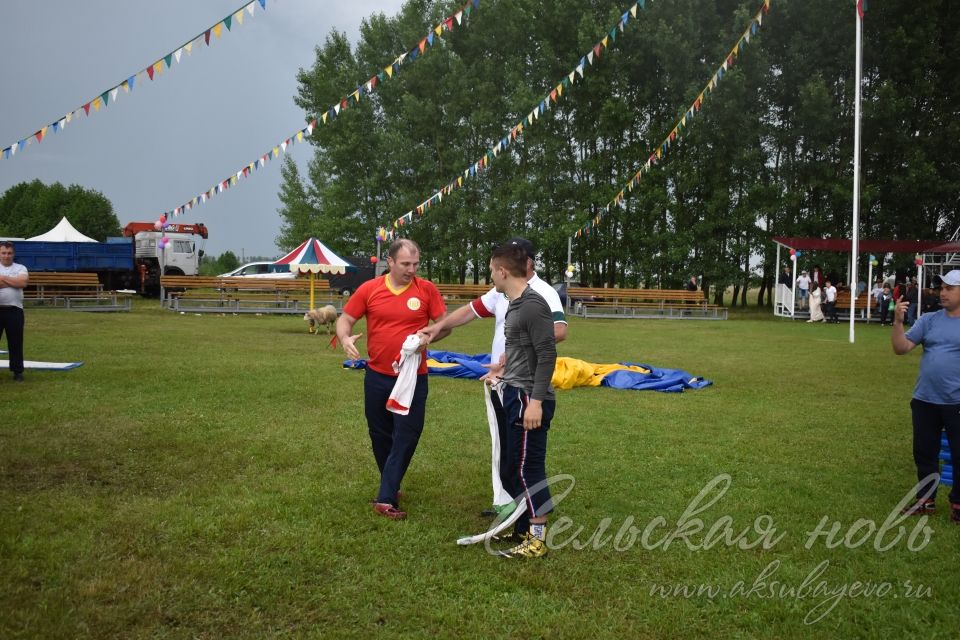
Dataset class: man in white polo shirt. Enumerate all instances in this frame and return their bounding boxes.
[418,237,567,519]
[0,241,29,382]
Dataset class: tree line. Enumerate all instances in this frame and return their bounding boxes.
[279,0,955,303]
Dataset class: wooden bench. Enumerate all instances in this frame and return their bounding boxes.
[161,275,338,314]
[24,272,131,311]
[567,287,727,320]
[434,283,492,306]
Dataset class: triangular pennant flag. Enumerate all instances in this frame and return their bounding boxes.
[147,65,155,80]
[185,42,193,55]
[110,87,119,102]
[83,102,92,115]
[631,4,638,17]
[587,51,595,65]
[92,97,103,112]
[602,36,609,48]
[259,0,266,9]
[204,29,211,45]
[224,15,232,31]
[235,10,244,25]
[428,32,435,46]
[101,91,110,107]
[248,3,256,16]
[455,10,463,24]
[174,48,183,64]
[213,23,223,39]
[164,53,173,69]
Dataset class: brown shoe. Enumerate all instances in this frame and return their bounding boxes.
[373,502,406,520]
[901,499,936,516]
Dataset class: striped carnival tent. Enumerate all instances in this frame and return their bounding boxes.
[273,237,353,275]
[273,238,354,310]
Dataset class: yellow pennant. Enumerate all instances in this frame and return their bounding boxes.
[214,23,223,39]
[435,25,442,36]
[322,112,328,124]
[631,4,638,17]
[386,65,394,78]
[235,10,244,25]
[93,97,103,111]
[185,42,193,55]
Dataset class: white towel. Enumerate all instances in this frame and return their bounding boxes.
[483,381,513,506]
[386,335,422,415]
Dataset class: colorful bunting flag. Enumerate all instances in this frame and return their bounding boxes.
[572,1,772,238]
[3,0,267,160]
[384,1,650,239]
[152,0,481,221]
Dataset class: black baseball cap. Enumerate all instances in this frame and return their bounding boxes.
[506,237,536,260]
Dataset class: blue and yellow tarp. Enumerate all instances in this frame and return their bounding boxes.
[344,350,711,393]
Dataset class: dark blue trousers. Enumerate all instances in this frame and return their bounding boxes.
[363,369,429,506]
[502,384,555,534]
[911,399,960,504]
[0,306,24,375]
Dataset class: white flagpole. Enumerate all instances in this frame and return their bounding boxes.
[849,1,864,343]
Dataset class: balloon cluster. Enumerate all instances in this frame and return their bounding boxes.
[565,264,575,279]
[375,227,389,243]
[914,254,923,267]
[158,237,169,249]
[153,213,170,231]
[869,254,879,267]
[789,249,802,259]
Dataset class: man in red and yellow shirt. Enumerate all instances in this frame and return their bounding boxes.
[337,239,448,519]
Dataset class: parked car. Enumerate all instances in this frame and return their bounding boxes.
[219,261,295,279]
[326,255,376,295]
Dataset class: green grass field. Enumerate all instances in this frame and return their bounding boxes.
[2,303,958,638]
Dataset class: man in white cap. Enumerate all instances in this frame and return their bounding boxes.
[892,269,960,524]
[796,270,811,311]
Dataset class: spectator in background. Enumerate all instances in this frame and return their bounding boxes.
[686,275,698,292]
[877,284,894,326]
[796,270,811,310]
[823,279,839,323]
[812,265,824,287]
[906,277,919,325]
[778,266,793,288]
[0,241,28,382]
[807,281,825,323]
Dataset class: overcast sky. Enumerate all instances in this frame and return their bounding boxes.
[0,0,407,260]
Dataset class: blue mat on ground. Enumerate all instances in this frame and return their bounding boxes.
[343,350,711,392]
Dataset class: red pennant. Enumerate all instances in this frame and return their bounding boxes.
[83,103,92,115]
[445,17,454,31]
[204,29,211,45]
[147,66,155,80]
[35,130,44,143]
[593,44,601,59]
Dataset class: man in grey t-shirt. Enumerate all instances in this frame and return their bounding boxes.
[0,241,29,382]
[489,241,557,558]
[892,269,960,523]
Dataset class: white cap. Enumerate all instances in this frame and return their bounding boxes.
[942,270,960,286]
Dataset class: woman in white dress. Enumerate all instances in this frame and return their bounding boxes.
[807,281,825,322]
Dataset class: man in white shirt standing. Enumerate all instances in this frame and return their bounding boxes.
[0,241,29,382]
[823,279,839,323]
[796,270,811,310]
[418,237,567,519]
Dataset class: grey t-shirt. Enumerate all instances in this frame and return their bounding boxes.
[905,309,960,404]
[502,286,557,401]
[0,262,28,308]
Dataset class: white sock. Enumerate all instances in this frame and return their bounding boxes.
[530,523,546,540]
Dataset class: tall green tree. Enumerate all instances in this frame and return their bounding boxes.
[0,179,120,240]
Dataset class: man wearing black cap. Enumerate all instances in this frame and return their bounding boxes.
[418,237,567,520]
[892,269,960,524]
